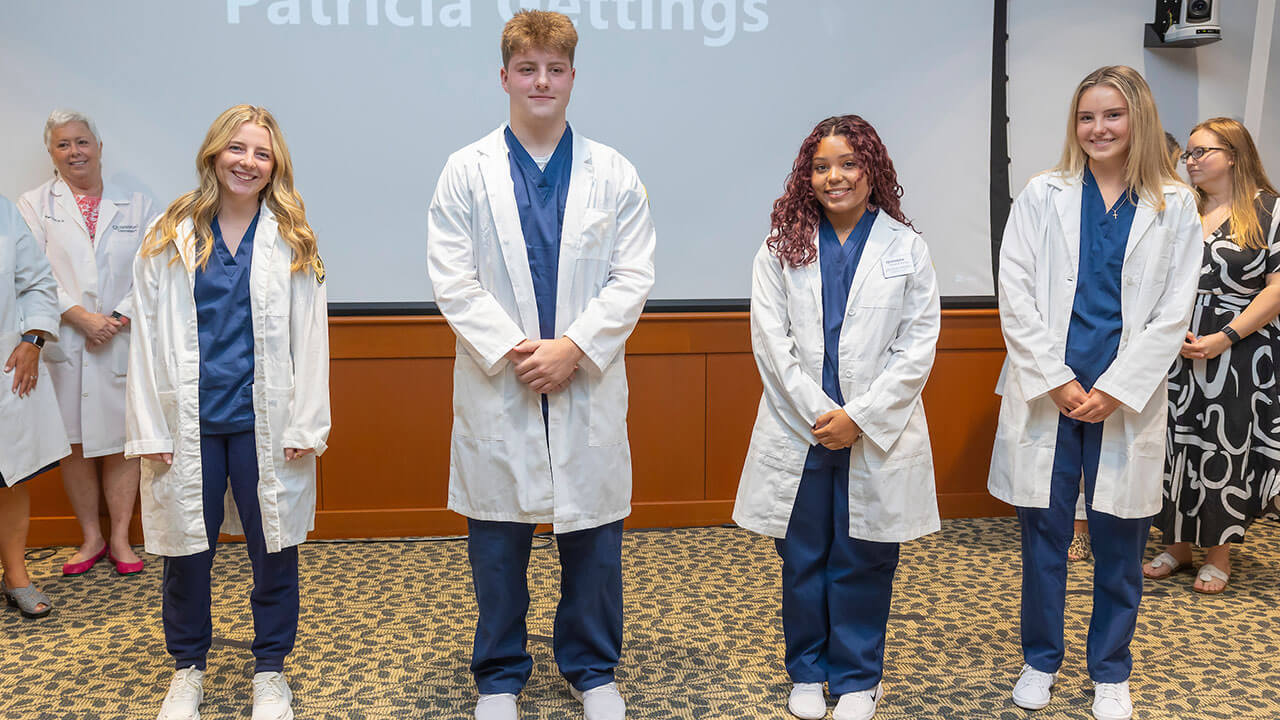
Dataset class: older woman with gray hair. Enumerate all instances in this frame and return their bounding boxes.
[17,109,158,577]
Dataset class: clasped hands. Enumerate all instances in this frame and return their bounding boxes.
[813,408,862,450]
[506,337,584,394]
[67,306,127,348]
[1180,330,1230,361]
[1047,380,1120,423]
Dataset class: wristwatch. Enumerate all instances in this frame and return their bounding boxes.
[1222,326,1241,344]
[20,333,45,349]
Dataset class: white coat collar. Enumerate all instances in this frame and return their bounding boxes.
[172,204,277,273]
[476,123,593,338]
[1046,171,1181,264]
[801,211,908,313]
[50,177,132,241]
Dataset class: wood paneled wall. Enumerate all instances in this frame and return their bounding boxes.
[25,309,1011,546]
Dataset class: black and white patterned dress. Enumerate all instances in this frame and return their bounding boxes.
[1158,194,1280,546]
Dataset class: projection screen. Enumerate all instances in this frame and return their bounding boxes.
[0,1,994,304]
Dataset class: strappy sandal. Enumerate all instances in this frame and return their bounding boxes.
[1142,551,1190,579]
[1193,564,1230,595]
[1067,531,1091,562]
[2,579,53,619]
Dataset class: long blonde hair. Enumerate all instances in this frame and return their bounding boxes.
[142,105,320,275]
[1053,66,1180,211]
[1190,117,1278,250]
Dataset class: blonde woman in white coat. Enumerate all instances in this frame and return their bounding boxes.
[733,115,940,720]
[126,105,329,720]
[17,110,157,576]
[988,66,1201,720]
[0,195,70,619]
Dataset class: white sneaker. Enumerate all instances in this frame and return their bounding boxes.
[1011,664,1057,710]
[787,682,827,719]
[833,682,882,720]
[156,666,204,720]
[475,692,518,720]
[251,672,294,720]
[1092,681,1132,720]
[570,681,626,720]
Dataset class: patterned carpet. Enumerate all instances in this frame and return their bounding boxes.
[2,517,1277,720]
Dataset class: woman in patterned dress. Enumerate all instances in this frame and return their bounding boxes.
[1143,118,1280,593]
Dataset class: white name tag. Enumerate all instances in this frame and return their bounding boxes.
[881,254,914,278]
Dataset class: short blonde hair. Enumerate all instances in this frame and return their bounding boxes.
[1053,65,1180,211]
[501,10,577,67]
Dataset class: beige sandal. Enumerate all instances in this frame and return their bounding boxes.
[1193,563,1229,594]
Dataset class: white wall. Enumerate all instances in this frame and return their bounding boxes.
[1009,0,1277,196]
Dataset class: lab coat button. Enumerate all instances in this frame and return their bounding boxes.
[843,370,853,378]
[847,308,856,317]
[82,392,89,398]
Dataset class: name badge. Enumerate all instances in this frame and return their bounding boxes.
[881,254,913,278]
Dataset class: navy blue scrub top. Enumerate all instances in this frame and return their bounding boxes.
[195,212,259,435]
[1065,165,1136,391]
[505,125,573,341]
[806,210,878,470]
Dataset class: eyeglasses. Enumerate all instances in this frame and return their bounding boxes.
[1180,146,1230,163]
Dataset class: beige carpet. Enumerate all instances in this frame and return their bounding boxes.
[2,518,1277,719]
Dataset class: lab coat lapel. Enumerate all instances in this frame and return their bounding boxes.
[555,130,592,330]
[479,127,540,337]
[250,205,277,314]
[1053,178,1083,276]
[1123,198,1158,263]
[52,178,91,239]
[847,213,896,303]
[92,185,124,261]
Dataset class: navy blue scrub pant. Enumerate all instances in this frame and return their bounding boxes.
[162,432,300,673]
[1018,415,1151,683]
[467,518,623,695]
[775,461,900,695]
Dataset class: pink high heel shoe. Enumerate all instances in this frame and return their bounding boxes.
[61,544,108,576]
[108,548,145,576]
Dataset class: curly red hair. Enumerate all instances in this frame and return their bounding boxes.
[768,115,914,267]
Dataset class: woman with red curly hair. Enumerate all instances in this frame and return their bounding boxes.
[733,115,941,720]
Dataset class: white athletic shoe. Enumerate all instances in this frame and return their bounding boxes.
[787,682,827,719]
[156,666,204,720]
[251,672,294,720]
[1091,681,1132,720]
[475,692,519,720]
[1011,664,1057,710]
[833,682,882,720]
[570,681,626,720]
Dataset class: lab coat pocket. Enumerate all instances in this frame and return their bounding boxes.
[110,328,130,377]
[452,356,505,441]
[266,384,294,451]
[588,361,628,447]
[156,389,180,442]
[42,338,70,364]
[264,314,295,382]
[577,208,616,260]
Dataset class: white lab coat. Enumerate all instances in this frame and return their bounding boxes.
[426,125,656,534]
[0,196,70,485]
[17,178,157,456]
[733,214,942,543]
[124,211,331,556]
[988,172,1202,518]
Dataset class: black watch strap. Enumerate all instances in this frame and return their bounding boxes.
[1222,326,1241,344]
[20,333,45,348]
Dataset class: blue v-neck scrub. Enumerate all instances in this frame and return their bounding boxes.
[775,211,901,694]
[162,212,300,675]
[1017,166,1152,684]
[465,126,625,697]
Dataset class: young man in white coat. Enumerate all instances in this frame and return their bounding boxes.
[426,10,656,720]
[0,194,70,619]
